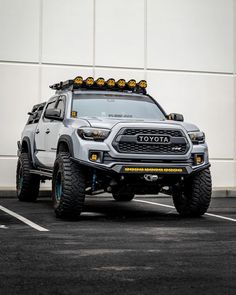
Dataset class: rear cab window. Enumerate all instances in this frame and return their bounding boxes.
[27,103,46,125]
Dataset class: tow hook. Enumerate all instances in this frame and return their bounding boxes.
[144,174,159,182]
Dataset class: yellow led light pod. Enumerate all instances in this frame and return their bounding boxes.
[90,153,98,161]
[127,79,136,89]
[106,78,116,88]
[195,154,204,165]
[117,79,126,88]
[138,80,147,89]
[74,76,83,86]
[96,77,105,87]
[85,77,94,86]
[71,111,78,118]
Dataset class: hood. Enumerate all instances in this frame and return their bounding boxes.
[81,117,200,132]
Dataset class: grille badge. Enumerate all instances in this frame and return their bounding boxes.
[137,135,170,144]
[172,146,182,151]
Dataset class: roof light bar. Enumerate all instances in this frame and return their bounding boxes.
[49,76,147,94]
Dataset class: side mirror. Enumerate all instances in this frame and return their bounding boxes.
[44,108,62,121]
[167,113,184,122]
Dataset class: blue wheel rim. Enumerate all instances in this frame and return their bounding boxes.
[55,172,62,202]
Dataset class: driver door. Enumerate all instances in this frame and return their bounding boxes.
[44,96,66,168]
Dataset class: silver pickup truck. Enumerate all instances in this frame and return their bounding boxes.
[16,76,212,219]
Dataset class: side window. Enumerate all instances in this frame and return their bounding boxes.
[56,98,65,118]
[43,100,57,121]
[27,102,46,125]
[46,101,57,110]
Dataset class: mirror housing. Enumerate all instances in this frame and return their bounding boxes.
[44,108,62,121]
[167,113,184,122]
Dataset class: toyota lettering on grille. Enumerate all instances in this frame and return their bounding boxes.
[137,135,170,144]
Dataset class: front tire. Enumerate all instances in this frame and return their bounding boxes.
[172,168,212,217]
[52,153,86,219]
[16,153,40,201]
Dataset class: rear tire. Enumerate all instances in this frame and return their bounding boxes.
[52,152,86,219]
[112,192,135,202]
[172,168,212,217]
[16,153,40,201]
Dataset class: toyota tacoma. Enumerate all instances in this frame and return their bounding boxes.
[16,76,212,218]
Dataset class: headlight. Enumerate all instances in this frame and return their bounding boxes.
[77,127,110,141]
[188,131,205,144]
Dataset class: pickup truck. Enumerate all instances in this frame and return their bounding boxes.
[16,76,212,218]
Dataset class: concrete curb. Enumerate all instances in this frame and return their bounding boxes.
[0,188,236,198]
[212,188,236,198]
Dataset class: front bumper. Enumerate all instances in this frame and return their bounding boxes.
[72,157,210,175]
[72,122,210,176]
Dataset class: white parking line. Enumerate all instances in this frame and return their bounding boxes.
[0,205,49,231]
[135,199,175,209]
[134,199,236,223]
[204,213,236,223]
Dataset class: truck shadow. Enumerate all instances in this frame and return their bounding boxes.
[82,199,180,221]
[37,196,182,222]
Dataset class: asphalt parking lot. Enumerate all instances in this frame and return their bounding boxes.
[0,195,235,295]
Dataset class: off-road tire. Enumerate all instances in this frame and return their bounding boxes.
[172,168,212,217]
[52,152,86,219]
[16,153,40,201]
[112,192,135,202]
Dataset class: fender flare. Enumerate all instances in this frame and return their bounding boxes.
[21,136,33,162]
[57,135,74,157]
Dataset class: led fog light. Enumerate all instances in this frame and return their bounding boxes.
[89,151,103,163]
[194,154,204,165]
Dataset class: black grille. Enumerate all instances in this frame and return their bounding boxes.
[113,128,189,155]
[123,128,183,137]
[117,142,187,154]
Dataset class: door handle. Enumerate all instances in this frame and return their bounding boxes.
[36,129,40,134]
[45,129,50,134]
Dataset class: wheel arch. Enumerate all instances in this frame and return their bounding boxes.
[57,135,74,157]
[21,136,33,162]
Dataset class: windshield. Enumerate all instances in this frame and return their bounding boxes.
[71,93,165,120]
